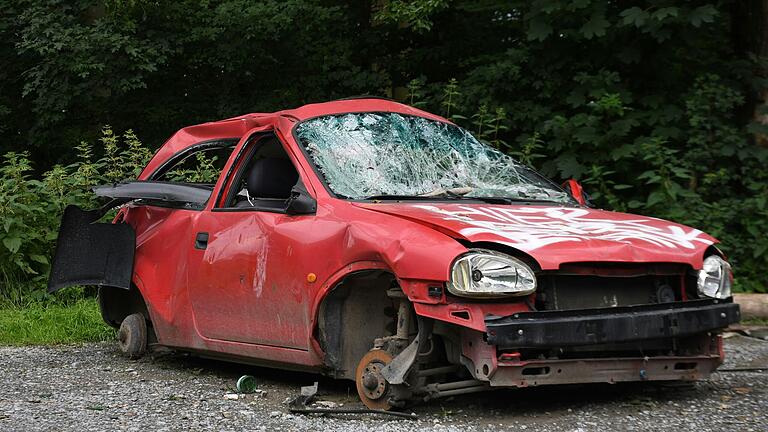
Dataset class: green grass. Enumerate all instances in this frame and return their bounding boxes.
[741,317,768,327]
[0,298,115,345]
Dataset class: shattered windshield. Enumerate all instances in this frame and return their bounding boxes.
[295,112,571,203]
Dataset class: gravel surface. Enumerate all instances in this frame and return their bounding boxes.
[1,335,766,432]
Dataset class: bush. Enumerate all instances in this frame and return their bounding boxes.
[0,127,153,302]
[1,98,766,300]
[410,77,768,293]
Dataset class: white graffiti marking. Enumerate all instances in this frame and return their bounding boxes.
[414,205,712,251]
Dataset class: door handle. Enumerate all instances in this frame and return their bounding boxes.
[195,232,209,250]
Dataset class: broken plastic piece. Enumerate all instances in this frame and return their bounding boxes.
[288,381,417,420]
[93,181,212,210]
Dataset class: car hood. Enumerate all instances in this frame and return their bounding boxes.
[352,203,717,270]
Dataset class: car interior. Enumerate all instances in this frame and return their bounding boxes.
[227,135,300,211]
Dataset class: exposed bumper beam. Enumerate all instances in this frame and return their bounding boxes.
[486,299,740,348]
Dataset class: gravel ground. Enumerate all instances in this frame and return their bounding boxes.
[1,335,766,432]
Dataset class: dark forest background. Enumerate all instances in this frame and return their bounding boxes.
[1,0,767,294]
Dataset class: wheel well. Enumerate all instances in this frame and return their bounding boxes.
[98,285,150,329]
[316,270,398,380]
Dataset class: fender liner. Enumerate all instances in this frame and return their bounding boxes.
[47,205,135,292]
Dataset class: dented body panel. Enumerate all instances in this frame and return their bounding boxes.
[50,98,739,393]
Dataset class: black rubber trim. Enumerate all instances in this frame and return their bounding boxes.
[149,138,239,180]
[485,299,741,348]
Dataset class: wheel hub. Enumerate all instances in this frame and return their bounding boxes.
[355,349,394,410]
[360,363,388,399]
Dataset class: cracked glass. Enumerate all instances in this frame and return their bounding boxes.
[295,112,571,203]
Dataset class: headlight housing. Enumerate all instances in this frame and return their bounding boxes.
[697,255,733,299]
[448,249,536,298]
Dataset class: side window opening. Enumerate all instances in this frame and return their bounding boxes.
[224,135,300,211]
[154,145,235,186]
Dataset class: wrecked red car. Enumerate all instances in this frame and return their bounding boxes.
[49,98,740,409]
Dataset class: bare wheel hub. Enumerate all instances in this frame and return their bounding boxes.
[361,363,388,399]
[355,349,394,410]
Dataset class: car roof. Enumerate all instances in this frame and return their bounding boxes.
[139,98,450,178]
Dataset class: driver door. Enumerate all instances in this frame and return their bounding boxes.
[186,132,314,349]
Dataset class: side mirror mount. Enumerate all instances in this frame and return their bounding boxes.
[562,179,588,207]
[285,182,317,215]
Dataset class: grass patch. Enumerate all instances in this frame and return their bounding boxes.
[0,298,115,345]
[741,317,768,327]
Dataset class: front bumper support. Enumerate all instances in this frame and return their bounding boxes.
[488,354,722,387]
[486,299,740,348]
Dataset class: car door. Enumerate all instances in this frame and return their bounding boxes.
[186,132,314,349]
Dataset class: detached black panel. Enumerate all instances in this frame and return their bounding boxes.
[486,299,740,348]
[47,205,135,293]
[93,181,212,210]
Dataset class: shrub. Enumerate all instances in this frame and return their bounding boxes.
[415,77,768,293]
[0,127,153,301]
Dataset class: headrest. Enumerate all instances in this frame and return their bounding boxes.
[246,158,299,199]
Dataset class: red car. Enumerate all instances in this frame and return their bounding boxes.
[49,98,740,409]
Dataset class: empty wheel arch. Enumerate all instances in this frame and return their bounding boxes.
[315,270,401,380]
[98,284,150,328]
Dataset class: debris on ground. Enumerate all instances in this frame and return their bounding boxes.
[1,338,767,431]
[287,381,417,420]
[236,375,257,393]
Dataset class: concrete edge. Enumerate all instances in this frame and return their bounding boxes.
[734,293,768,320]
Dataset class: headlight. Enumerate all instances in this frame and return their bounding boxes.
[448,249,536,298]
[697,255,733,299]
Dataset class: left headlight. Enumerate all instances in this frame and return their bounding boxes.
[448,249,536,298]
[697,255,733,299]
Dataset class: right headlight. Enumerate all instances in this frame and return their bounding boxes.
[697,255,733,299]
[448,249,537,298]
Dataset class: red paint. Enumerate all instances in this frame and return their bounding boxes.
[120,98,722,370]
[562,179,586,206]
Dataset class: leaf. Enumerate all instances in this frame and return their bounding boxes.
[574,126,599,144]
[611,143,635,160]
[689,5,717,27]
[566,0,590,11]
[528,18,553,41]
[652,7,678,21]
[581,14,610,39]
[2,237,22,253]
[671,167,691,179]
[555,154,586,178]
[29,254,49,265]
[620,7,649,27]
[646,190,666,207]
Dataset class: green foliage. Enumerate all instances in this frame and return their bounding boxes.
[0,297,114,345]
[166,152,221,184]
[408,73,768,293]
[374,0,450,32]
[0,0,766,292]
[0,128,152,300]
